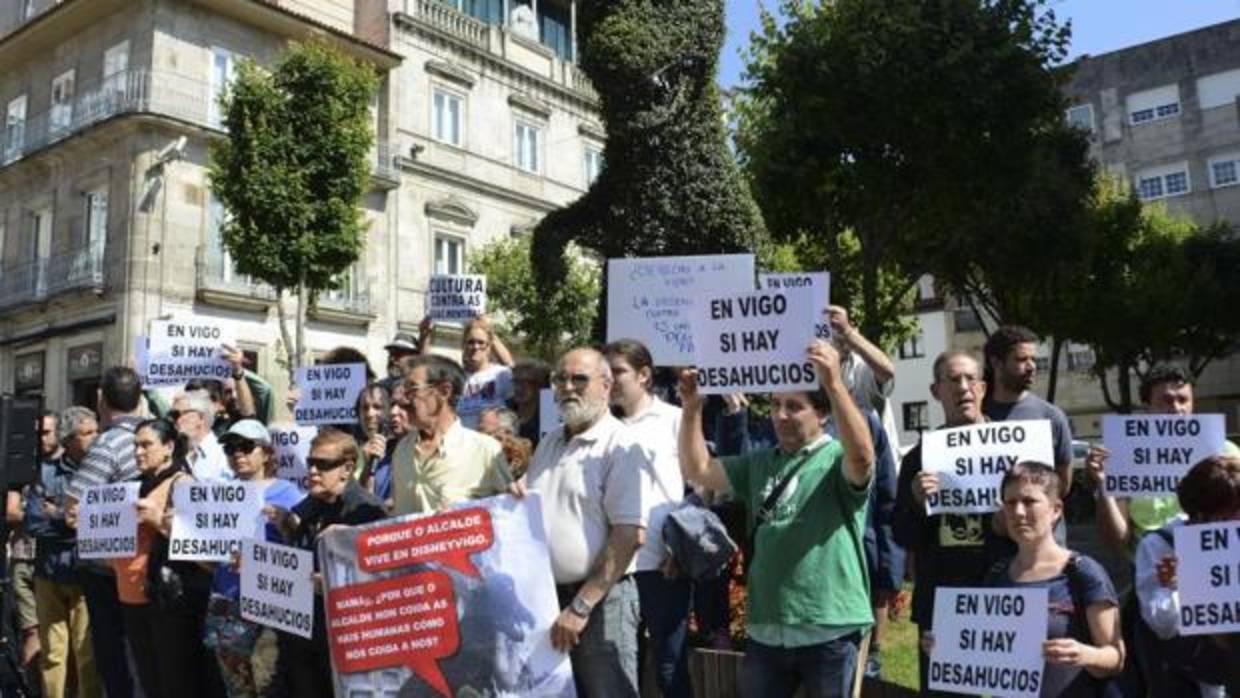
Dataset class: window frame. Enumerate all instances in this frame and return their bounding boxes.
[902,401,929,432]
[433,232,466,276]
[1065,103,1094,133]
[1136,164,1191,201]
[431,86,465,147]
[1208,154,1240,189]
[513,118,542,174]
[583,144,603,186]
[50,69,75,134]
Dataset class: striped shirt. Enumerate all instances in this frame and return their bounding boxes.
[66,416,142,501]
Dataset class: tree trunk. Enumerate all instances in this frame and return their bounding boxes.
[1046,337,1064,403]
[1116,359,1134,414]
[1098,369,1120,412]
[275,286,296,385]
[861,244,882,346]
[296,269,308,375]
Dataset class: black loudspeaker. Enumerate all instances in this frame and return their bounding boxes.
[0,395,40,489]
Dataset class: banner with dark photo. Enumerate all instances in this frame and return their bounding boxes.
[319,494,576,697]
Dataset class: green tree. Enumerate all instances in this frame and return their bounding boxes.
[471,236,600,361]
[531,0,767,338]
[208,42,378,377]
[736,0,1090,347]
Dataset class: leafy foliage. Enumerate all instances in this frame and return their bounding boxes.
[471,236,600,361]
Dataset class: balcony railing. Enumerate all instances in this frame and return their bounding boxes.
[407,0,490,49]
[1,69,397,180]
[318,286,373,316]
[195,245,278,305]
[0,241,105,311]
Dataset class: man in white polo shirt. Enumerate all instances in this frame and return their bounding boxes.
[604,338,690,698]
[519,347,650,698]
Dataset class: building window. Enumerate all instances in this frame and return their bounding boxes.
[1127,84,1181,126]
[103,41,129,87]
[1065,104,1094,133]
[50,70,75,135]
[5,95,27,161]
[434,234,464,275]
[954,302,984,333]
[209,48,237,129]
[513,120,541,173]
[1197,68,1240,110]
[902,402,929,432]
[1137,164,1190,201]
[432,89,463,146]
[584,146,603,185]
[1067,345,1096,372]
[1209,155,1240,188]
[85,188,107,250]
[899,330,925,360]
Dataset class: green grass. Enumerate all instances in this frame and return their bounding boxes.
[879,610,920,690]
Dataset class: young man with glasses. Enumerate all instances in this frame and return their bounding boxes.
[388,354,511,516]
[515,347,651,698]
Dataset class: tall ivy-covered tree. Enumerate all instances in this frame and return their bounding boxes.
[531,0,767,337]
[736,0,1092,347]
[208,42,378,376]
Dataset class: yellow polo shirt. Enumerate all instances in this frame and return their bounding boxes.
[390,420,512,515]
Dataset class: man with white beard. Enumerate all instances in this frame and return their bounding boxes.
[515,347,651,698]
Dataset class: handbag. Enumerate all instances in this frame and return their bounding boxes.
[145,475,211,614]
[663,502,738,581]
[742,442,826,574]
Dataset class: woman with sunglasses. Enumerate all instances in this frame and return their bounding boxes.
[116,418,221,698]
[419,314,514,429]
[205,420,304,698]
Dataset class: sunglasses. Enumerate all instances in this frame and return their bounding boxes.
[307,456,348,472]
[223,439,261,455]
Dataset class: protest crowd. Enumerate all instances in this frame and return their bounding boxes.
[1,264,1238,698]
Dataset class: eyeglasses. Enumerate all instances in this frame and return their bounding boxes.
[223,440,259,456]
[166,410,182,421]
[551,372,594,391]
[307,456,348,472]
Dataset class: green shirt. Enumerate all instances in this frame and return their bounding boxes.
[722,437,873,638]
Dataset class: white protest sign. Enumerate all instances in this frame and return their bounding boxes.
[77,483,140,560]
[144,317,235,387]
[1101,414,1226,498]
[757,272,831,340]
[169,481,264,561]
[607,254,755,365]
[1174,521,1240,635]
[426,274,486,322]
[294,363,367,426]
[929,587,1048,698]
[271,424,317,491]
[922,420,1055,515]
[240,539,315,639]
[690,286,818,395]
[539,388,560,438]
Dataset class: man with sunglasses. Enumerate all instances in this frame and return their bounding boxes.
[169,392,231,482]
[388,355,511,516]
[516,347,651,698]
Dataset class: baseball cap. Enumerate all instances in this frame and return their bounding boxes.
[219,419,272,448]
[385,332,419,353]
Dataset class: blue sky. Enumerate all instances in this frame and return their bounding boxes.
[720,1,1240,87]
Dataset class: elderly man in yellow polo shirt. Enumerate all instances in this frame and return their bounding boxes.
[390,354,512,514]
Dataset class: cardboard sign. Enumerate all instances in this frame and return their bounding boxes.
[607,254,755,365]
[922,420,1055,514]
[294,363,367,426]
[690,286,818,395]
[271,424,317,491]
[757,272,831,340]
[77,483,140,560]
[1174,522,1240,635]
[319,494,575,698]
[1101,414,1226,497]
[539,388,559,438]
[928,587,1049,698]
[240,539,315,639]
[144,317,235,387]
[169,481,264,561]
[427,274,486,322]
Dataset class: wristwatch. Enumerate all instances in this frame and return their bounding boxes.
[569,595,594,618]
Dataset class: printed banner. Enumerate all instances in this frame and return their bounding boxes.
[271,424,318,491]
[427,274,487,322]
[1101,414,1226,497]
[922,420,1055,514]
[144,317,235,387]
[928,587,1049,698]
[690,286,818,395]
[294,363,367,426]
[319,494,575,698]
[607,254,755,365]
[757,271,831,340]
[1174,521,1240,635]
[169,481,264,561]
[77,483,140,560]
[240,539,315,639]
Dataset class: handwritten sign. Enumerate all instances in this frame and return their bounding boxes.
[757,272,831,340]
[77,483,140,559]
[929,587,1048,698]
[144,317,235,387]
[1174,521,1240,635]
[690,286,818,395]
[271,424,317,490]
[1102,414,1226,497]
[922,420,1055,514]
[169,481,264,561]
[607,254,755,365]
[240,539,314,639]
[294,363,367,426]
[426,274,486,322]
